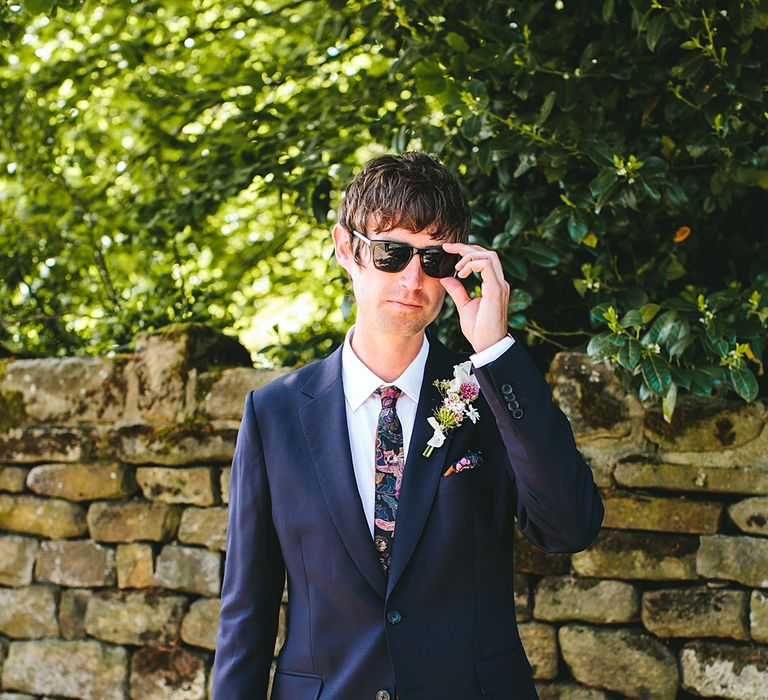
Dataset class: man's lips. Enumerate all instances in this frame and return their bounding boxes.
[388,299,423,309]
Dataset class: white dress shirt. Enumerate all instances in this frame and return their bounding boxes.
[341,327,514,536]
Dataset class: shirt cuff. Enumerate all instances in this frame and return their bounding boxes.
[470,334,515,368]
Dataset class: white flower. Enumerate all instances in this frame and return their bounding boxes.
[449,360,474,392]
[466,404,480,424]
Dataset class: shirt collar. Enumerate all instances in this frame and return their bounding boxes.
[341,326,429,411]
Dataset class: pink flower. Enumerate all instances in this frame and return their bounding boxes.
[460,382,479,401]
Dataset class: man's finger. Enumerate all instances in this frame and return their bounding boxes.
[440,276,471,309]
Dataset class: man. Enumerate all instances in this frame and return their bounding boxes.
[213,152,603,700]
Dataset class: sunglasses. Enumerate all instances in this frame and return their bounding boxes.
[350,229,460,279]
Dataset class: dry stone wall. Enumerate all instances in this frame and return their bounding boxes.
[0,324,766,699]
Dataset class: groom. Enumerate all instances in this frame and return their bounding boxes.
[213,152,604,699]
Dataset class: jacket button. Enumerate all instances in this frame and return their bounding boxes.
[376,691,391,700]
[501,383,514,395]
[507,400,520,410]
[387,610,402,624]
[512,408,524,419]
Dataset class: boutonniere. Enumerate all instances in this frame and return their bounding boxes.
[423,360,481,457]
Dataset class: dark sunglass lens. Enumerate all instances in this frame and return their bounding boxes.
[422,249,460,278]
[372,242,412,272]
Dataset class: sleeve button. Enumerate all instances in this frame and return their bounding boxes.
[512,408,524,419]
[501,383,514,395]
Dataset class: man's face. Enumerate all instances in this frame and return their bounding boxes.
[333,225,448,340]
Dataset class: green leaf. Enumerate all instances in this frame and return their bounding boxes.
[641,355,673,395]
[21,0,54,13]
[730,367,759,401]
[617,338,642,369]
[662,381,678,423]
[602,0,615,22]
[462,114,483,139]
[446,32,469,53]
[567,212,588,243]
[508,289,533,312]
[537,91,556,126]
[646,13,667,52]
[587,331,617,359]
[639,303,661,323]
[589,170,619,198]
[522,243,560,268]
[508,313,527,329]
[590,303,613,326]
[619,309,645,328]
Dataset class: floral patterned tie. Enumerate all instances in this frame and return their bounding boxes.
[374,385,404,575]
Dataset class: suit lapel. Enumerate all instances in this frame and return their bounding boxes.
[298,347,387,598]
[387,338,459,596]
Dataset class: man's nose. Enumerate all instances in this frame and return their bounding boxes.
[398,253,424,288]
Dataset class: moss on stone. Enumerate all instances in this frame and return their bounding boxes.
[0,389,28,432]
[194,368,224,404]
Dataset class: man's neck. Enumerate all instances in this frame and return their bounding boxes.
[350,327,426,383]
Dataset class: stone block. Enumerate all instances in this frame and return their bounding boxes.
[0,466,27,493]
[728,496,768,536]
[0,494,87,538]
[35,540,115,587]
[116,543,154,588]
[59,589,92,640]
[0,536,38,587]
[180,598,220,650]
[129,646,206,700]
[1,640,127,699]
[615,460,768,495]
[534,576,639,623]
[0,426,97,464]
[178,506,227,550]
[1,356,128,425]
[514,573,531,622]
[681,640,768,700]
[136,467,216,506]
[644,398,765,451]
[559,624,678,699]
[642,586,749,640]
[0,586,58,638]
[547,353,642,444]
[602,492,721,534]
[112,424,237,466]
[519,622,557,680]
[514,529,571,575]
[220,467,230,504]
[154,545,221,596]
[750,590,768,644]
[697,534,768,588]
[87,501,181,542]
[197,367,283,421]
[572,530,698,581]
[535,682,613,700]
[0,693,36,700]
[26,462,136,501]
[125,323,250,424]
[84,591,187,645]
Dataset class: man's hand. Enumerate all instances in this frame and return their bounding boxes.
[440,242,510,353]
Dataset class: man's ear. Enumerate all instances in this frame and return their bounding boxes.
[332,223,354,274]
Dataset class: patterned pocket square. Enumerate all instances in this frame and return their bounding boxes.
[443,450,483,478]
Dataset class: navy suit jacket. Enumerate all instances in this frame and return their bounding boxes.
[213,336,604,700]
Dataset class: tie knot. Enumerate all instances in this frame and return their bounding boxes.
[377,385,402,408]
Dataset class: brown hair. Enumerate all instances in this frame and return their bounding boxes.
[337,152,470,263]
